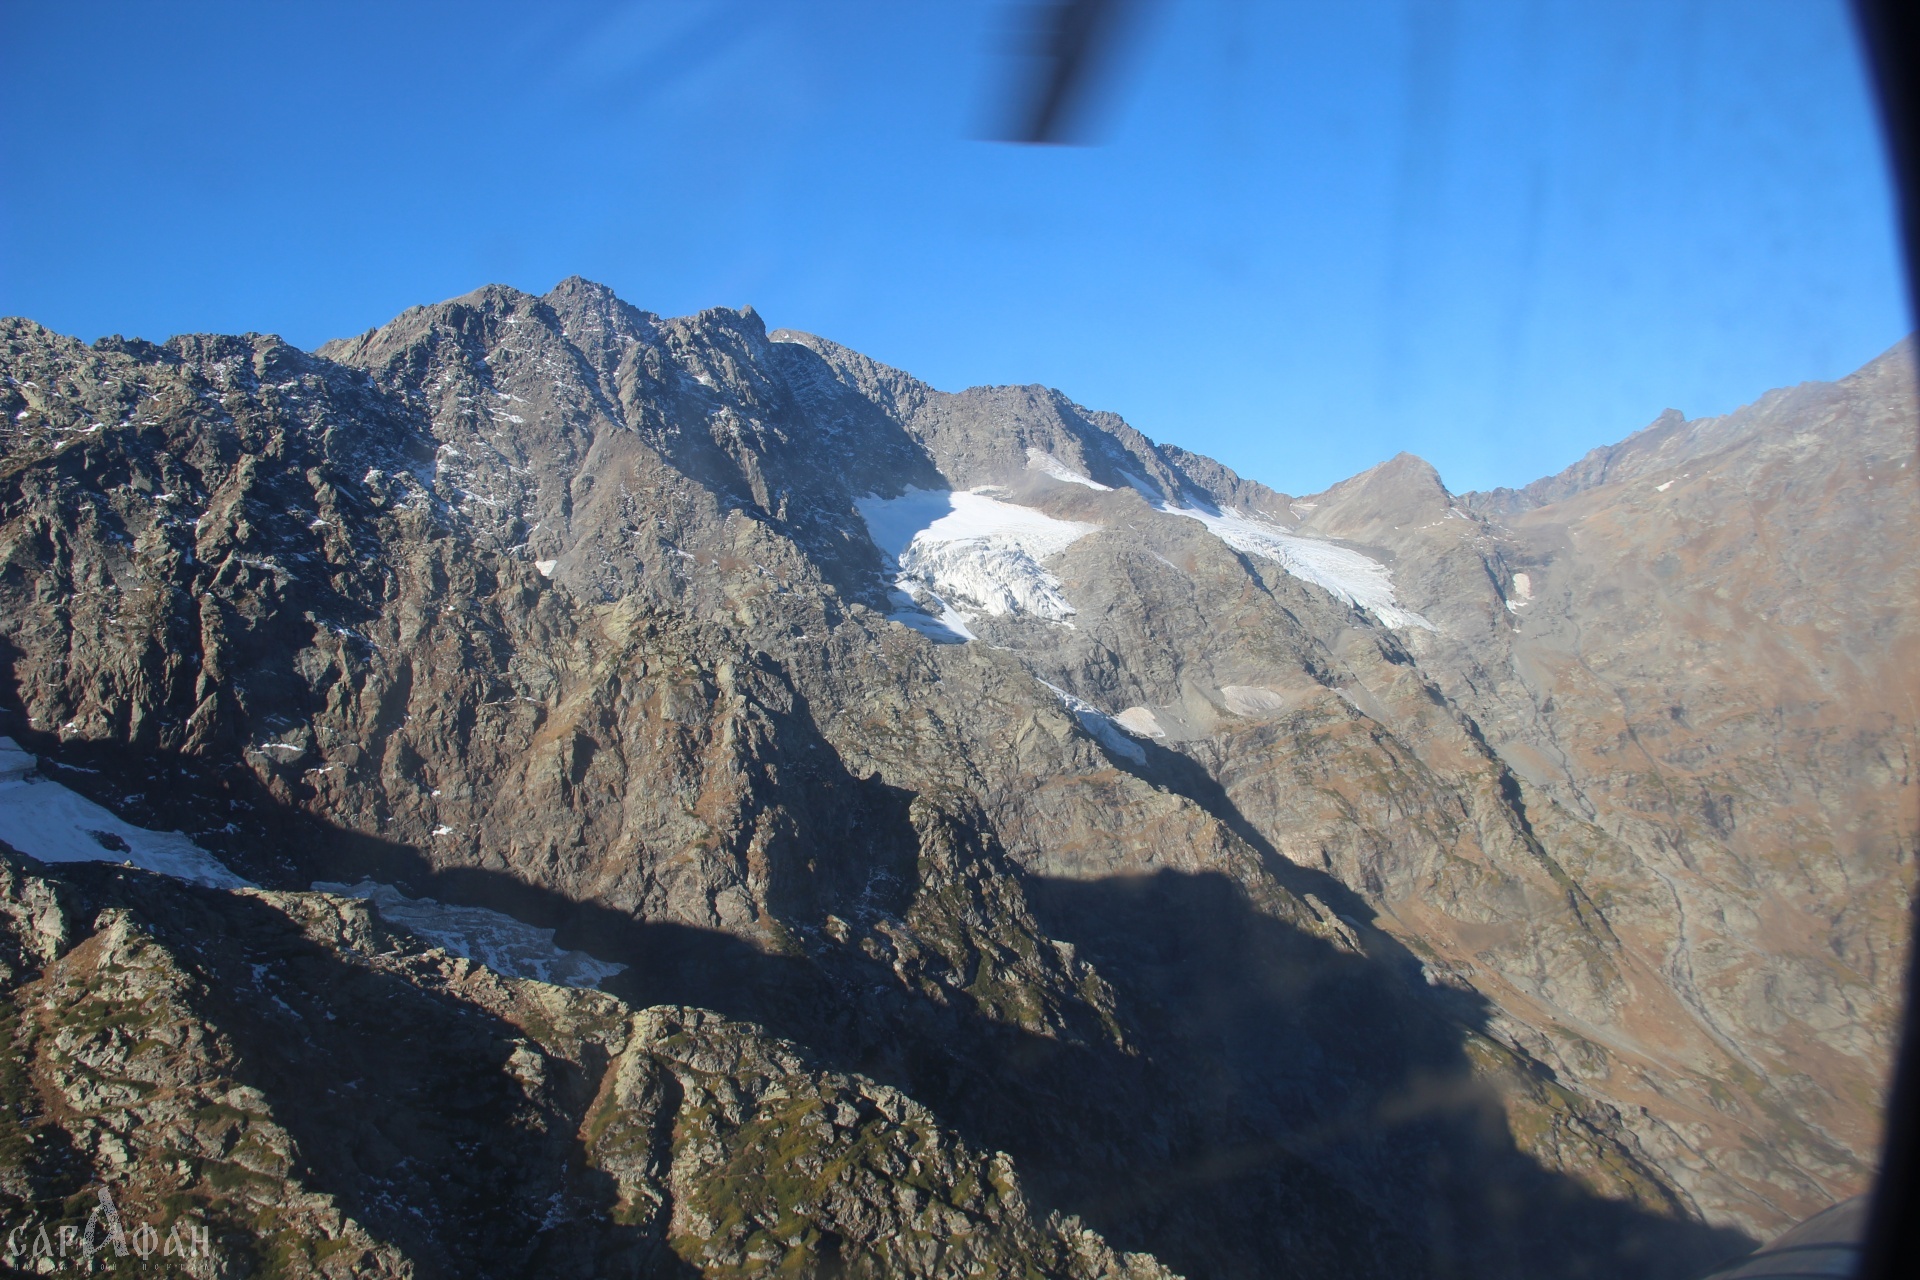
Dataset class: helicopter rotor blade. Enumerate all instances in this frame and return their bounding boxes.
[995,0,1142,145]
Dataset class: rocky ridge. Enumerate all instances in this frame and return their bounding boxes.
[0,278,1911,1278]
[0,855,1171,1279]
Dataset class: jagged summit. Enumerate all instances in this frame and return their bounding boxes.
[1464,338,1916,515]
[1,285,1912,1279]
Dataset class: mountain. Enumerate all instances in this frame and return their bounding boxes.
[0,279,1911,1279]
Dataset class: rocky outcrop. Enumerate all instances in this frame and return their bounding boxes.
[1,281,1909,1277]
[0,855,1173,1279]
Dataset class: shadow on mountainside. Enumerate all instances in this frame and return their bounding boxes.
[1,707,1755,1280]
[0,856,695,1280]
[1021,869,1759,1280]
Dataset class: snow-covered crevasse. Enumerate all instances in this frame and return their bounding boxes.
[855,490,1097,638]
[312,880,626,989]
[0,736,253,889]
[1122,480,1436,631]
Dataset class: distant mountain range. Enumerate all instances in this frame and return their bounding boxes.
[1,280,1912,1279]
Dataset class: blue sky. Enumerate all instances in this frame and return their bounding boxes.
[0,0,1906,494]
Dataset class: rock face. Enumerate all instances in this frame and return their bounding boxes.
[0,279,1911,1279]
[0,858,1171,1279]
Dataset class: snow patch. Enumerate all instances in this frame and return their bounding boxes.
[1506,571,1534,613]
[1148,499,1435,631]
[534,559,558,578]
[313,879,626,989]
[1113,707,1167,738]
[856,490,1097,635]
[0,738,252,889]
[1037,682,1148,764]
[1026,448,1111,490]
[1655,480,1674,492]
[886,591,976,643]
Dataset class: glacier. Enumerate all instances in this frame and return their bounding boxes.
[855,489,1097,635]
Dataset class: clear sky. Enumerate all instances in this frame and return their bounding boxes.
[1,0,1907,494]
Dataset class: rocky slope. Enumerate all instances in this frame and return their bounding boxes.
[0,279,1910,1278]
[0,855,1172,1279]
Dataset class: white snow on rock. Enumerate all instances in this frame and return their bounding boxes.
[1026,447,1111,490]
[1147,500,1435,632]
[0,737,624,991]
[890,601,977,644]
[1505,571,1534,614]
[312,879,626,989]
[1037,682,1149,764]
[0,738,33,782]
[1113,707,1167,738]
[856,490,1097,636]
[0,737,253,889]
[534,559,558,578]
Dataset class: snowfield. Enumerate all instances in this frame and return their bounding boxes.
[1154,503,1436,632]
[313,879,627,989]
[0,736,253,889]
[854,479,1432,637]
[856,489,1097,637]
[0,736,623,990]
